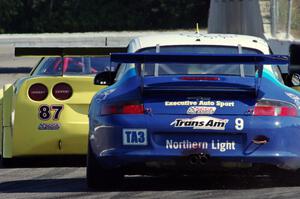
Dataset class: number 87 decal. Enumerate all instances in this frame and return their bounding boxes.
[39,105,64,120]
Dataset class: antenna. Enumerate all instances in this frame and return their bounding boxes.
[195,23,200,34]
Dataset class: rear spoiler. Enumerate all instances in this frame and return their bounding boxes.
[15,47,127,57]
[111,53,289,65]
[110,53,289,95]
[14,47,127,75]
[111,53,289,77]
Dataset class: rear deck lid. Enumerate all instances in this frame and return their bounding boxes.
[111,52,289,116]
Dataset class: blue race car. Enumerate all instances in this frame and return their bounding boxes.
[87,34,300,188]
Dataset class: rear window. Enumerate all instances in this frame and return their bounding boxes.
[32,57,115,76]
[138,46,262,76]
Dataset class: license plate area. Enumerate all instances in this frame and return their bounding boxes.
[153,133,245,155]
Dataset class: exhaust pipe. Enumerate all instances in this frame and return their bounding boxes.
[189,153,210,165]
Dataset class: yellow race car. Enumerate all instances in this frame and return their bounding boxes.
[0,47,125,167]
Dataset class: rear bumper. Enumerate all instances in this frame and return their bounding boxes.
[12,122,89,157]
[94,148,300,171]
[90,115,300,171]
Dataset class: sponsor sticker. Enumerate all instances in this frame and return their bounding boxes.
[165,100,234,108]
[165,139,236,152]
[187,106,216,115]
[123,129,147,145]
[285,92,300,108]
[170,116,229,130]
[97,89,116,102]
[285,92,300,100]
[38,123,60,130]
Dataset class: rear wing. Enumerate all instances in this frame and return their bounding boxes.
[111,53,288,64]
[110,53,289,95]
[14,47,127,75]
[15,47,127,57]
[111,53,289,77]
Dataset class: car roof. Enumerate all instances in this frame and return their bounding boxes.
[128,33,270,54]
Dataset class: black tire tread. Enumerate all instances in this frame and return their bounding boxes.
[86,142,123,190]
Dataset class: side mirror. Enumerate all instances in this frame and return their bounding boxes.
[94,71,116,85]
[289,44,300,75]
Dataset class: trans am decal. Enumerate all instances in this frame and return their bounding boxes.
[165,139,236,152]
[187,106,216,115]
[170,116,229,130]
[165,100,234,107]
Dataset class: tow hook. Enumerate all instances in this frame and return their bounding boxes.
[252,135,269,145]
[189,153,210,165]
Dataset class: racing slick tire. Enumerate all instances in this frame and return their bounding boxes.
[86,142,123,190]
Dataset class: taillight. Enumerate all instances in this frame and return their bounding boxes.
[180,76,220,81]
[253,100,297,116]
[28,83,48,101]
[101,103,144,115]
[52,83,72,100]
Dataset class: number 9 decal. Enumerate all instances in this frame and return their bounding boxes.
[235,118,244,131]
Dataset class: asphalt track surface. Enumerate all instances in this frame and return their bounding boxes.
[2,167,300,199]
[1,51,300,199]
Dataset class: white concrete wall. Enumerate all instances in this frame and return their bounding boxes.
[0,31,192,47]
[208,0,264,38]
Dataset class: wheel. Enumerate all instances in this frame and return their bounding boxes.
[86,141,123,190]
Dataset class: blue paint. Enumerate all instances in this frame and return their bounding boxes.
[89,53,300,172]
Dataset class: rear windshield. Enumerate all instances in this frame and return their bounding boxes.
[138,46,262,76]
[32,57,114,76]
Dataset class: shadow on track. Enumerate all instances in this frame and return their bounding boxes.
[1,173,300,193]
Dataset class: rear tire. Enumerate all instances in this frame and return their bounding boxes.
[86,141,123,190]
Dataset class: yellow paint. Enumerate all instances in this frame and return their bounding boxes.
[6,76,105,157]
[196,23,200,34]
[3,127,12,158]
[2,84,13,158]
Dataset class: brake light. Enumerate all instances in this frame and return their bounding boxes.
[180,77,220,81]
[52,83,72,100]
[253,100,297,116]
[101,104,144,115]
[28,83,48,101]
